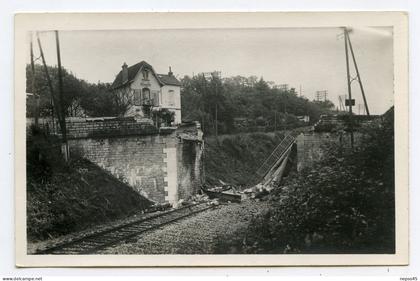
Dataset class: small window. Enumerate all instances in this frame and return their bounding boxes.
[142,69,149,80]
[133,89,141,105]
[152,91,159,106]
[167,90,175,106]
[142,88,151,105]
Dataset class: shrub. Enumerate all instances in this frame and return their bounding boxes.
[216,109,395,254]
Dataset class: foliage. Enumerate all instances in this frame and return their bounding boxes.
[26,64,88,117]
[27,64,335,124]
[152,108,175,127]
[313,100,336,112]
[204,132,285,187]
[181,75,334,135]
[26,64,128,118]
[216,109,395,254]
[79,83,131,117]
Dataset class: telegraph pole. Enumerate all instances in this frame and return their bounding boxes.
[55,30,69,161]
[347,31,370,116]
[37,32,61,131]
[30,33,39,127]
[344,27,354,148]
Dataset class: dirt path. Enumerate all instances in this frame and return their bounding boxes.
[98,199,268,254]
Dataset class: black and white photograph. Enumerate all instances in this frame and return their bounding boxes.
[14,12,409,266]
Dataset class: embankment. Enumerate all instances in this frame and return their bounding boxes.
[203,132,285,188]
[26,127,152,241]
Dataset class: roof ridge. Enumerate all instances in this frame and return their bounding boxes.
[111,61,181,89]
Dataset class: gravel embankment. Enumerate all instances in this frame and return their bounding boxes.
[98,199,268,254]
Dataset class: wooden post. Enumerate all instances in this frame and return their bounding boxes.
[347,31,370,116]
[55,30,69,161]
[37,33,62,129]
[30,33,39,127]
[344,28,354,148]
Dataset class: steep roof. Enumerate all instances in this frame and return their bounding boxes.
[111,61,181,89]
[156,73,182,86]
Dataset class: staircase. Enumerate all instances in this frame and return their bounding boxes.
[255,131,299,179]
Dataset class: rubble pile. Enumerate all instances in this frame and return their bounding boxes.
[202,180,276,203]
[243,183,272,200]
[148,178,276,212]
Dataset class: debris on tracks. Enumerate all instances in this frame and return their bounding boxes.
[202,180,242,203]
[147,202,172,213]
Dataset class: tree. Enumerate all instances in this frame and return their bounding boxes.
[26,64,89,117]
[181,74,337,135]
[26,64,131,118]
[313,100,335,112]
[215,107,395,254]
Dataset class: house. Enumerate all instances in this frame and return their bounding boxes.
[111,61,182,125]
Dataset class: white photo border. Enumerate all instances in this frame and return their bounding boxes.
[14,12,409,267]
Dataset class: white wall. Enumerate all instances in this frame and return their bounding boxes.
[125,68,163,118]
[160,85,181,109]
[130,68,162,92]
[120,67,182,124]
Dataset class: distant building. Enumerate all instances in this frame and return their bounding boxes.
[111,61,182,125]
[198,71,222,80]
[277,84,289,91]
[297,115,310,123]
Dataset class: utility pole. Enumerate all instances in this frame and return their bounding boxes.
[344,27,354,148]
[346,31,370,116]
[338,95,345,111]
[55,30,69,161]
[214,76,218,140]
[37,32,61,134]
[30,33,39,127]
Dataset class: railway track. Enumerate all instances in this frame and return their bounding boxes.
[34,202,214,255]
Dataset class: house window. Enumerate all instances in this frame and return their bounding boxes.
[167,90,175,106]
[142,69,149,80]
[151,90,160,106]
[142,88,151,105]
[133,89,141,105]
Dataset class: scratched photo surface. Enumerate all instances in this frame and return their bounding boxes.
[25,26,395,256]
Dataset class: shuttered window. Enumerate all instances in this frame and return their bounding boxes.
[152,90,160,106]
[133,89,141,105]
[142,88,151,105]
[168,90,175,106]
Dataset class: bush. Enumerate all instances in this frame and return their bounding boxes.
[216,109,395,254]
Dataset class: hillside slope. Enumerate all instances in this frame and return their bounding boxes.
[203,132,285,188]
[27,127,152,241]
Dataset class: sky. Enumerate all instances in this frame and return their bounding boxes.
[29,27,394,114]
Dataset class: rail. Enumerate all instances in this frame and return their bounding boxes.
[34,202,213,255]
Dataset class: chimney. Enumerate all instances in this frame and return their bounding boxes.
[122,62,128,83]
[168,66,173,76]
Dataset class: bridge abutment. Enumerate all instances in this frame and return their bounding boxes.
[61,118,203,206]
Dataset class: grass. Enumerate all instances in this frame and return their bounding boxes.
[203,131,285,188]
